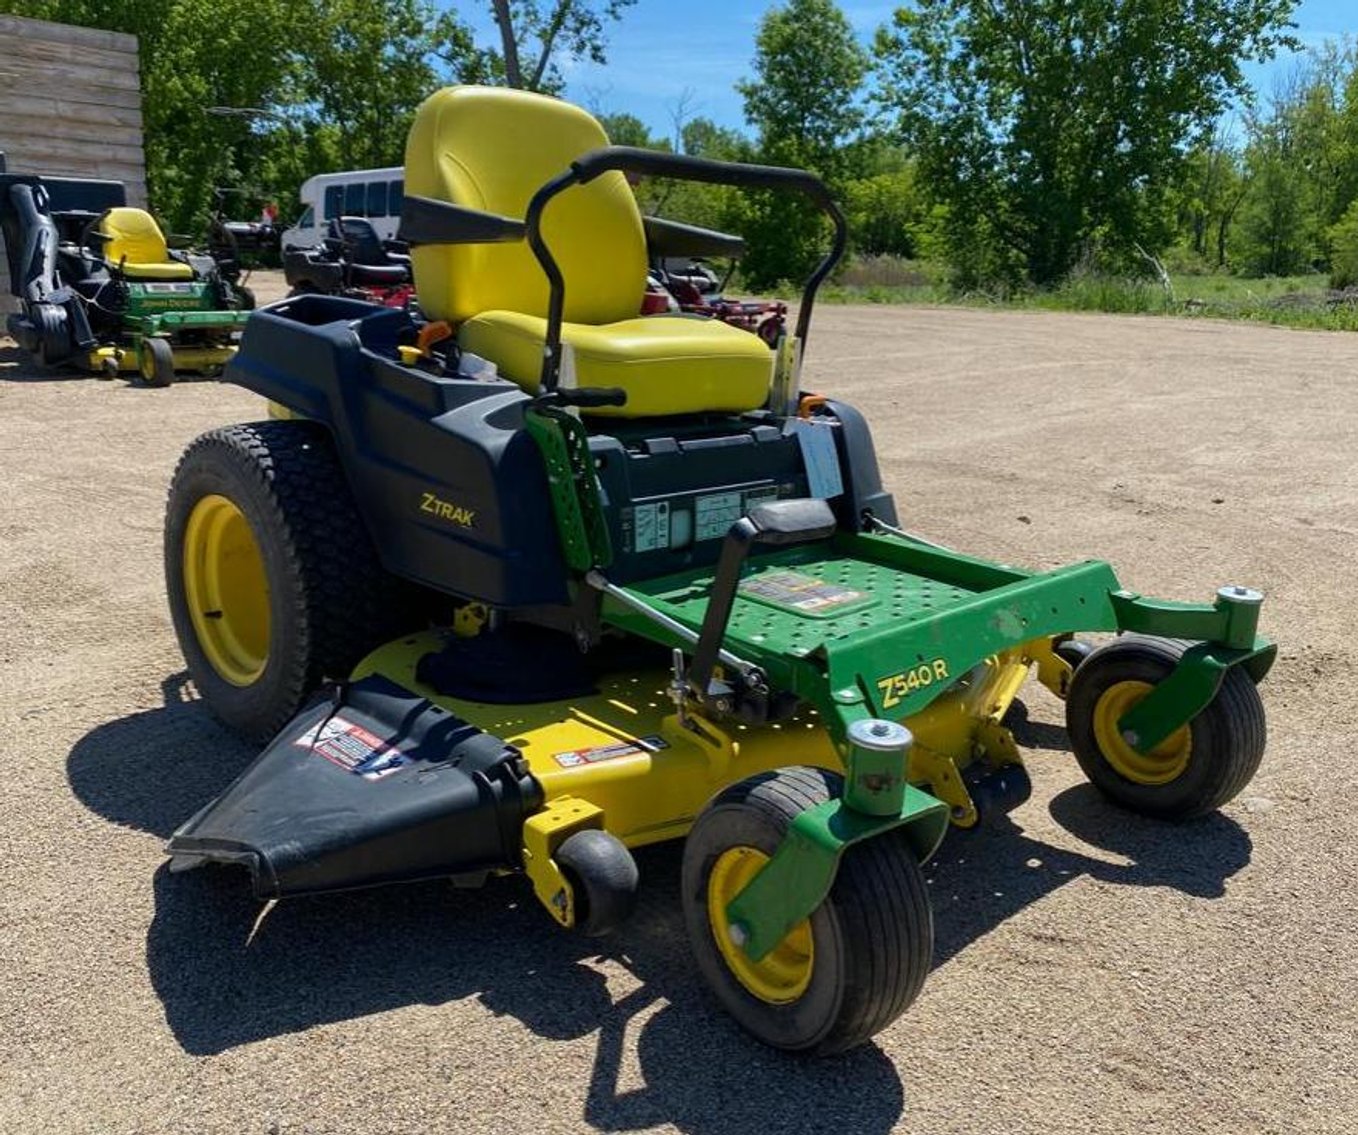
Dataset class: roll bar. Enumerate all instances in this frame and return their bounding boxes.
[524,146,847,392]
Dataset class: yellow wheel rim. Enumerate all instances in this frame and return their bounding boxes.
[182,494,270,686]
[1092,680,1192,785]
[139,344,157,381]
[708,846,813,1004]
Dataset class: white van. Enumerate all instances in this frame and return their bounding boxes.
[280,166,404,251]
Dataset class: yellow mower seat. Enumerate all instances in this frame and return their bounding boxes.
[460,311,773,418]
[406,86,772,417]
[97,207,194,280]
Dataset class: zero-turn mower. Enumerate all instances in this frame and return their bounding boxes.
[0,170,250,384]
[162,87,1275,1054]
[283,215,414,308]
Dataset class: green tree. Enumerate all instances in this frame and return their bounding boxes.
[487,0,635,92]
[291,0,484,172]
[1327,197,1358,288]
[596,112,660,148]
[841,168,925,258]
[681,118,751,162]
[876,0,1299,287]
[1235,92,1314,275]
[735,0,871,289]
[1175,127,1249,269]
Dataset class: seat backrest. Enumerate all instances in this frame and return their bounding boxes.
[405,86,646,326]
[98,207,170,265]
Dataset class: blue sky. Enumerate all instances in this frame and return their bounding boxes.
[446,0,1356,139]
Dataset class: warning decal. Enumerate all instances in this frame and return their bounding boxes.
[630,501,671,553]
[552,734,669,769]
[294,715,412,780]
[739,570,868,613]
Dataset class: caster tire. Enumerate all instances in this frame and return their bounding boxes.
[682,766,933,1054]
[138,336,175,387]
[1066,635,1266,820]
[165,420,417,743]
[556,829,639,936]
[1054,636,1094,672]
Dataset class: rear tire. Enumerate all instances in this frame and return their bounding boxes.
[682,767,933,1054]
[165,421,416,742]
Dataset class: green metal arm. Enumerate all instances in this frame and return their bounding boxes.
[725,722,949,963]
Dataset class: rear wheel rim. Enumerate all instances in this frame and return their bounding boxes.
[183,494,270,686]
[707,845,814,1004]
[1092,679,1192,785]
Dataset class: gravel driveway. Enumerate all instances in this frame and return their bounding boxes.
[2,282,1353,1133]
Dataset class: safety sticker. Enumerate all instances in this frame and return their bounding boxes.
[552,734,669,768]
[739,570,868,613]
[294,715,412,780]
[628,501,671,553]
[694,491,742,541]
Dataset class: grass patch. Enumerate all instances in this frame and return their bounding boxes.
[800,257,1358,331]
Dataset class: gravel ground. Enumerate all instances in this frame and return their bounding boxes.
[2,276,1355,1134]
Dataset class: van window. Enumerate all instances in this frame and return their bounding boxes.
[388,179,404,216]
[366,181,387,217]
[296,205,315,230]
[323,186,344,219]
[345,182,365,215]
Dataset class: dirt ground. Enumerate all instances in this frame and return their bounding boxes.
[2,275,1355,1135]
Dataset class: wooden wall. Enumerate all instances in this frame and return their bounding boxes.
[0,15,144,308]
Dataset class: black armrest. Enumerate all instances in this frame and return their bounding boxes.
[643,215,745,260]
[398,195,526,246]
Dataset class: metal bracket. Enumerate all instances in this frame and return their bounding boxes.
[1110,585,1264,651]
[1109,584,1273,750]
[520,797,604,928]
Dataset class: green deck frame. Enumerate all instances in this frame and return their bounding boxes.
[525,406,1274,965]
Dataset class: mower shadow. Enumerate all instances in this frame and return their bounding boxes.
[926,785,1252,968]
[67,678,1250,1135]
[0,342,76,381]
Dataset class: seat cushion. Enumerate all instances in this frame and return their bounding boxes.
[98,207,193,279]
[118,260,195,281]
[459,312,773,418]
[350,262,410,286]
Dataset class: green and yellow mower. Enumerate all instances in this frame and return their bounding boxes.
[162,87,1274,1054]
[0,169,250,384]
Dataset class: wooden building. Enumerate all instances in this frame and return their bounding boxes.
[0,14,145,306]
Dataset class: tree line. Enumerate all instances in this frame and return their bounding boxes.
[12,0,1358,294]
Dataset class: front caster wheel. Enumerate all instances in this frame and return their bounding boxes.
[682,767,933,1054]
[138,336,175,387]
[1066,635,1266,820]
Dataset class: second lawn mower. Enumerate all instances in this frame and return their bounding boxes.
[282,215,414,308]
[161,86,1275,1054]
[0,170,250,384]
